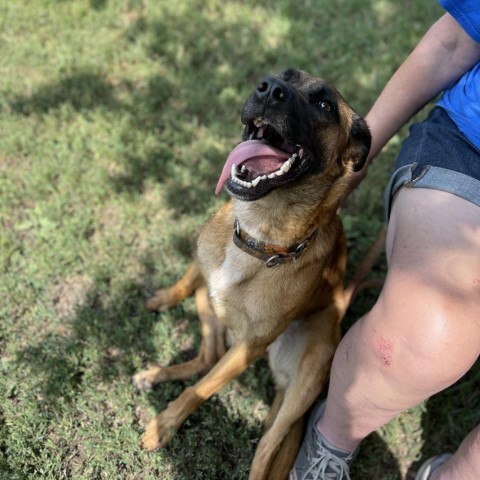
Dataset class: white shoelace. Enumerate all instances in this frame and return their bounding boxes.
[289,402,355,480]
[289,433,353,480]
[302,446,352,480]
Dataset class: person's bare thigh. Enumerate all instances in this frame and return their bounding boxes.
[387,187,480,317]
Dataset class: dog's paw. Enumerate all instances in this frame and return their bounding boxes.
[133,370,156,391]
[133,366,171,390]
[141,416,176,451]
[146,288,175,311]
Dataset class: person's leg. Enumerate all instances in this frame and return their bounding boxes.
[317,187,480,453]
[433,424,480,480]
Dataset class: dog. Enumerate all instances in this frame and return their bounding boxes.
[133,68,377,479]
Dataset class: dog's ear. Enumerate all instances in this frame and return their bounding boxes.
[343,114,371,172]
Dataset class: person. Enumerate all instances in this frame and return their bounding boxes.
[290,1,480,479]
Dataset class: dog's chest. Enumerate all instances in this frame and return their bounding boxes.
[207,246,256,320]
[205,243,309,342]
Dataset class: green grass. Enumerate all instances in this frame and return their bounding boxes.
[1,0,478,478]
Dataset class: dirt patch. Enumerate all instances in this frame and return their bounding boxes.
[51,275,94,320]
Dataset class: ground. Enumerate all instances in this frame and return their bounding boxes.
[1,1,478,479]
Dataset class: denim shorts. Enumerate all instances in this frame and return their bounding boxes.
[384,107,480,220]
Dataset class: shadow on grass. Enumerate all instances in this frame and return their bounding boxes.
[351,432,402,480]
[10,70,125,115]
[15,280,157,400]
[12,271,271,478]
[7,0,389,216]
[90,0,108,10]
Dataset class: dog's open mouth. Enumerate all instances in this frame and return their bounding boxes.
[215,117,311,199]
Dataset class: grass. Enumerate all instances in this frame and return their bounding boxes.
[1,0,478,478]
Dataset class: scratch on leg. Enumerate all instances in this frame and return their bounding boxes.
[379,337,393,367]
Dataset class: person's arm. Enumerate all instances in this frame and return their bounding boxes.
[349,13,480,192]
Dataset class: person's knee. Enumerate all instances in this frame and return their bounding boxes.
[323,276,479,445]
[360,278,479,394]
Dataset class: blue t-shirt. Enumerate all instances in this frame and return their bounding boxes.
[436,0,480,149]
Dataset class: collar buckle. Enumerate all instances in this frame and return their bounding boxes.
[265,255,281,268]
[294,240,309,258]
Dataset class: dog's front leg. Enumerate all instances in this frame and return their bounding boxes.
[250,306,342,480]
[134,285,226,389]
[146,263,202,311]
[141,341,267,451]
[249,380,326,480]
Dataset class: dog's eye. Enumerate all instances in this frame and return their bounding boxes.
[319,101,332,112]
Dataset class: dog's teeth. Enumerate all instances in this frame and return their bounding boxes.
[228,143,301,196]
[235,178,252,188]
[251,177,262,187]
[253,117,270,129]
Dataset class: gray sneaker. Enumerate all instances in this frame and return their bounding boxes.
[290,400,358,480]
[415,454,452,480]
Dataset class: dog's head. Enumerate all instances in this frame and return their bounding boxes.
[215,68,371,201]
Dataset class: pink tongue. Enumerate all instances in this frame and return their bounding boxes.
[215,140,290,195]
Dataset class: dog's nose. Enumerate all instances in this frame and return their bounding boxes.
[255,77,290,104]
